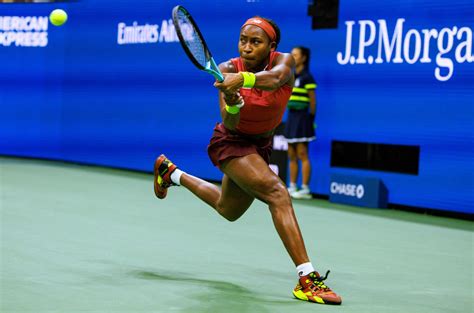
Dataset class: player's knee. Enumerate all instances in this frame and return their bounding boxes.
[260,179,291,206]
[221,208,241,222]
[224,214,240,222]
[216,202,241,222]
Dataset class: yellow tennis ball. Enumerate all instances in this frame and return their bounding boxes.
[49,9,68,26]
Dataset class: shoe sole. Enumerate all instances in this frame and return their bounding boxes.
[293,290,342,305]
[154,155,168,199]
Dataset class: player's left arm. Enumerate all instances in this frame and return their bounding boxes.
[215,53,295,93]
[254,53,295,90]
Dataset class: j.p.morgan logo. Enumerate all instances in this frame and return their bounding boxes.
[330,182,365,199]
[337,18,473,81]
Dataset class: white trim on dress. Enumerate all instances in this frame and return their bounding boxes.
[285,136,316,143]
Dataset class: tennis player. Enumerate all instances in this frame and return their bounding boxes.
[154,16,341,305]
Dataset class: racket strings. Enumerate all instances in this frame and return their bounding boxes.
[175,11,207,67]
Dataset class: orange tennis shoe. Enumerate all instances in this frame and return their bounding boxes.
[293,271,342,305]
[153,154,177,199]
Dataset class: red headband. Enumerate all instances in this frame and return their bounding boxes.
[241,17,276,42]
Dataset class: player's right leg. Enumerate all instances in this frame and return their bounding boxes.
[180,173,254,221]
[153,154,177,199]
[154,154,254,221]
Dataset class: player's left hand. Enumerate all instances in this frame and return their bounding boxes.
[214,73,244,94]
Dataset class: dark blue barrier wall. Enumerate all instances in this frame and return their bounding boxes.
[1,0,473,214]
[329,173,388,209]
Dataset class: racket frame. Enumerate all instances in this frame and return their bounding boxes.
[172,5,224,82]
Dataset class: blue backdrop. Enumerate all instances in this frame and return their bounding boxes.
[1,0,473,214]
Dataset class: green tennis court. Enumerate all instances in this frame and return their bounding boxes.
[1,157,472,313]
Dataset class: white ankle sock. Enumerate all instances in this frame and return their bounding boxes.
[296,262,315,277]
[170,169,184,185]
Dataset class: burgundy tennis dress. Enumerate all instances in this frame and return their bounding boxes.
[208,51,292,168]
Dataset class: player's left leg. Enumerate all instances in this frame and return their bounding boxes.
[220,153,310,265]
[221,153,341,304]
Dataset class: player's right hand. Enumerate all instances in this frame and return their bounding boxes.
[224,92,243,106]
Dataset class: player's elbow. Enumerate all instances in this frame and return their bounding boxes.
[269,77,282,90]
[269,73,288,90]
[259,76,282,91]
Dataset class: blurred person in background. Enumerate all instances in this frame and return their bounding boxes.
[284,46,317,200]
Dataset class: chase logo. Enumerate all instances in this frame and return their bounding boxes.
[330,182,365,199]
[356,184,364,199]
[0,16,48,47]
[329,174,387,208]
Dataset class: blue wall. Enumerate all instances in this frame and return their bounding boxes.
[1,0,473,214]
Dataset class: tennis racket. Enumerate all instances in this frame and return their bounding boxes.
[172,5,224,82]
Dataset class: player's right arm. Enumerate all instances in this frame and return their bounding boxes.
[216,61,242,131]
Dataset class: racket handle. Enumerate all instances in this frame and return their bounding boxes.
[212,71,224,82]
